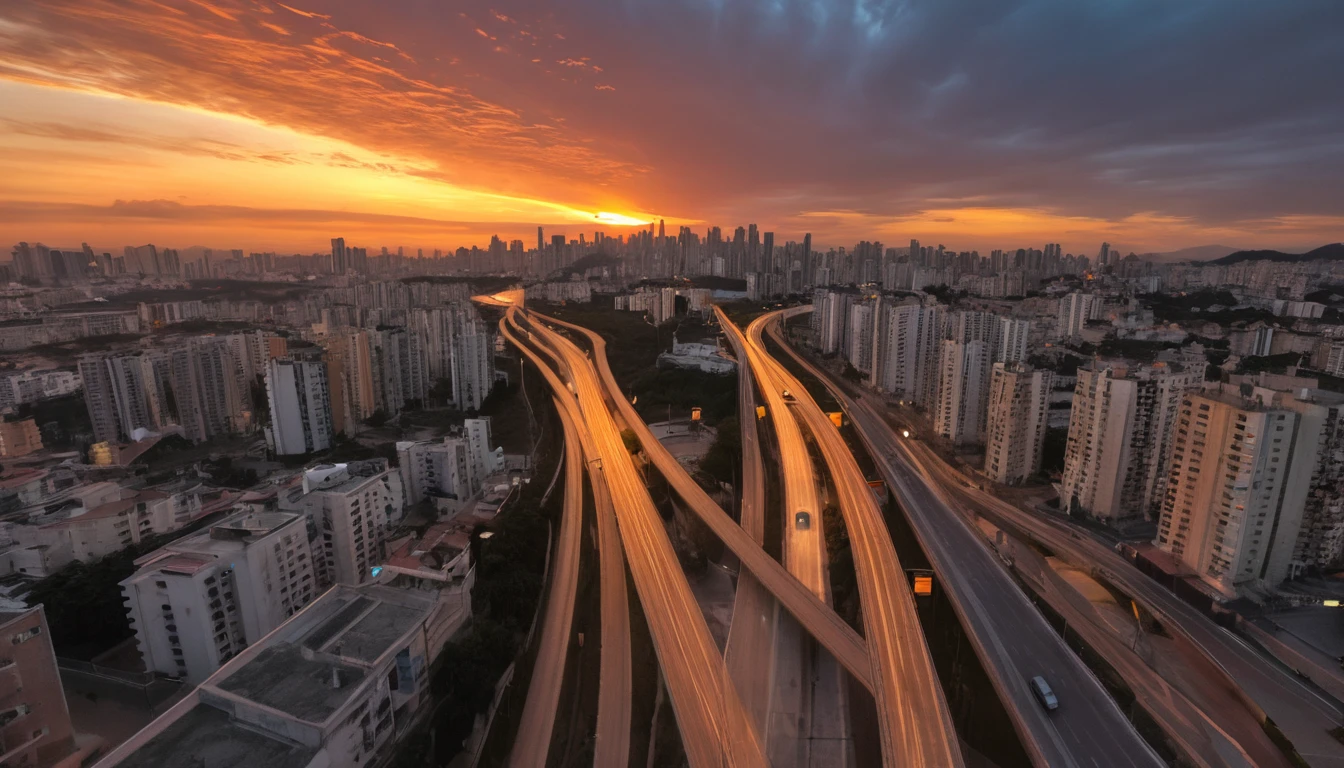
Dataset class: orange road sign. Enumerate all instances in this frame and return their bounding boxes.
[828,411,844,427]
[756,405,766,419]
[913,575,933,596]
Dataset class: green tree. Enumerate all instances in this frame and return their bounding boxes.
[699,416,741,487]
[27,534,174,659]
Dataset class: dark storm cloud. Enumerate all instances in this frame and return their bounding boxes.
[489,0,1343,226]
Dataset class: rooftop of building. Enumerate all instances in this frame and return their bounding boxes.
[301,459,389,496]
[0,468,47,490]
[1195,382,1344,412]
[208,583,436,722]
[207,510,297,541]
[1082,359,1195,378]
[214,643,367,722]
[385,521,470,580]
[126,510,301,577]
[41,489,169,527]
[110,699,319,768]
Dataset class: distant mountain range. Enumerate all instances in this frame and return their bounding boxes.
[1207,243,1344,265]
[1142,244,1242,263]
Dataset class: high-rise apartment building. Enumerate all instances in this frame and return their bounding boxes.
[123,244,160,275]
[984,363,1053,484]
[464,417,503,490]
[283,462,397,589]
[451,319,494,412]
[1292,394,1344,571]
[225,331,288,389]
[934,339,991,444]
[847,300,878,374]
[122,511,317,683]
[264,358,333,455]
[1154,388,1328,597]
[1060,362,1202,522]
[408,306,458,383]
[1058,292,1101,339]
[79,352,170,444]
[871,302,942,409]
[996,318,1032,363]
[812,288,858,355]
[169,338,248,443]
[327,330,377,427]
[397,437,473,508]
[331,237,347,275]
[369,328,406,417]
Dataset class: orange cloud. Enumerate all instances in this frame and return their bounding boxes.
[274,3,330,20]
[0,0,645,212]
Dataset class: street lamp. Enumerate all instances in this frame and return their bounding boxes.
[902,429,911,439]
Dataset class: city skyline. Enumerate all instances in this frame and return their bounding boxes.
[3,1,1343,254]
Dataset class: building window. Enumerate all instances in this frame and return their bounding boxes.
[10,627,41,645]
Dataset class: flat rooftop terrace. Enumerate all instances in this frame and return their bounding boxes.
[209,585,434,722]
[114,701,318,768]
[215,644,366,723]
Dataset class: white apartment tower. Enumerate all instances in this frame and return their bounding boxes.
[451,319,495,412]
[398,437,473,507]
[847,300,878,375]
[121,511,316,683]
[1058,292,1100,339]
[984,363,1053,484]
[872,302,941,409]
[264,357,333,455]
[285,463,396,589]
[464,417,503,489]
[1154,389,1322,597]
[1060,362,1202,522]
[170,338,248,443]
[934,339,991,445]
[996,318,1032,364]
[812,288,851,355]
[79,352,169,443]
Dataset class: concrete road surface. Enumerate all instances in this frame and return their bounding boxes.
[745,310,964,768]
[766,308,1344,767]
[765,310,1163,767]
[509,310,769,768]
[510,400,587,768]
[499,317,633,767]
[718,309,852,766]
[533,311,875,695]
[719,310,778,738]
[903,437,1344,768]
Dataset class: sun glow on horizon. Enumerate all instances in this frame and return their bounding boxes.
[593,211,651,226]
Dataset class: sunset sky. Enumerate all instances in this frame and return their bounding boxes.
[2,0,1341,256]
